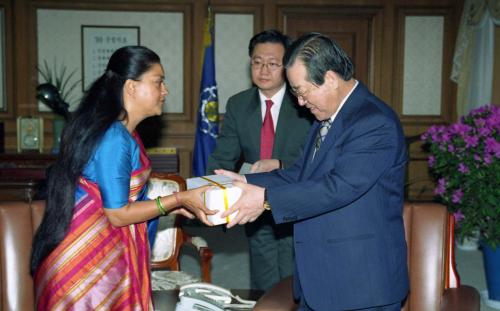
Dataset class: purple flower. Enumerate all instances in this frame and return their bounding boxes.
[474,117,486,128]
[425,105,498,215]
[487,115,500,131]
[458,163,469,173]
[426,125,447,143]
[452,189,463,204]
[441,132,452,143]
[431,132,442,143]
[428,155,436,167]
[453,210,465,223]
[470,106,488,115]
[485,109,500,129]
[434,178,447,195]
[478,126,492,137]
[484,154,493,164]
[450,123,471,136]
[463,135,479,148]
[485,137,500,158]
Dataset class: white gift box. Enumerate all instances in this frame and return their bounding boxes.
[187,175,241,225]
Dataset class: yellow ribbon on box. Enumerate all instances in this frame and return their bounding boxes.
[201,176,230,223]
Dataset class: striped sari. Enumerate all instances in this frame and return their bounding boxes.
[34,132,153,311]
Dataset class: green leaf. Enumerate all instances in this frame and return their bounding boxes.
[36,59,80,106]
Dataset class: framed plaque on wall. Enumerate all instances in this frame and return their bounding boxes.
[81,25,140,91]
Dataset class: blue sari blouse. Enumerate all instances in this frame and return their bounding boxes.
[76,121,147,208]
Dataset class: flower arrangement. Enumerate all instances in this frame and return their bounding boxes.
[421,105,500,249]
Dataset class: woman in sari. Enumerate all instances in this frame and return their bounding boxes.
[30,46,215,310]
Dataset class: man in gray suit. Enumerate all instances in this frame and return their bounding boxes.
[207,29,313,290]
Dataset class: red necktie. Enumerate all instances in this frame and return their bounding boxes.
[260,100,275,159]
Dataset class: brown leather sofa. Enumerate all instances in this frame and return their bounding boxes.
[0,201,481,311]
[254,202,480,310]
[0,200,44,311]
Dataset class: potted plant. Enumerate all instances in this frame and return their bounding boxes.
[36,60,80,152]
[421,104,500,305]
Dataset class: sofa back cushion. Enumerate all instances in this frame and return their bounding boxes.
[0,200,45,311]
[402,202,449,311]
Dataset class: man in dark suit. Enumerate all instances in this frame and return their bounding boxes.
[216,33,409,310]
[207,30,313,290]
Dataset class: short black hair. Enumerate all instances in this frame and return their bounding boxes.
[284,32,354,84]
[248,29,292,57]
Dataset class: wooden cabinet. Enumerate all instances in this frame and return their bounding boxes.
[0,151,178,202]
[0,153,55,202]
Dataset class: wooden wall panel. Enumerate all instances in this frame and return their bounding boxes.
[278,6,382,92]
[393,6,457,125]
[392,5,459,200]
[0,0,13,116]
[0,0,15,152]
[0,0,462,199]
[493,26,500,105]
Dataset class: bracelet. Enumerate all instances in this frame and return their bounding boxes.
[173,191,181,206]
[278,159,283,169]
[155,196,166,216]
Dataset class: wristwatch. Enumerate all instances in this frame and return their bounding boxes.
[263,189,271,211]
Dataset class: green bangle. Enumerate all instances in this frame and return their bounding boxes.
[155,196,166,216]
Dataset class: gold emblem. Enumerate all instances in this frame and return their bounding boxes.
[204,101,219,123]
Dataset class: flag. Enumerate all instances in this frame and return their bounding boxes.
[192,6,219,177]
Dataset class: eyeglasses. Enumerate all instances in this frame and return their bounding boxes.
[251,59,283,71]
[290,84,318,100]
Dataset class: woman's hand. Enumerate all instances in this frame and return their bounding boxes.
[175,185,217,226]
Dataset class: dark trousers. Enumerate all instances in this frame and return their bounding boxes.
[245,212,294,291]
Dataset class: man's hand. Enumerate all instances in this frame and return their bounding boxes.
[214,169,247,183]
[220,181,266,228]
[250,159,280,173]
[178,185,218,226]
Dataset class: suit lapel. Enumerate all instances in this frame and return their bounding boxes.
[245,89,262,154]
[303,83,367,177]
[302,121,320,173]
[273,91,295,157]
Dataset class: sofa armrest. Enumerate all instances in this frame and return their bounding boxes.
[254,276,298,311]
[441,286,480,311]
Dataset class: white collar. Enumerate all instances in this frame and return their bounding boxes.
[327,80,358,123]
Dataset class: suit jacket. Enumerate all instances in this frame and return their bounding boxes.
[247,82,409,310]
[206,86,313,174]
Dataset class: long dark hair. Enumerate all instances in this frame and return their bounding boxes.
[30,46,161,275]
